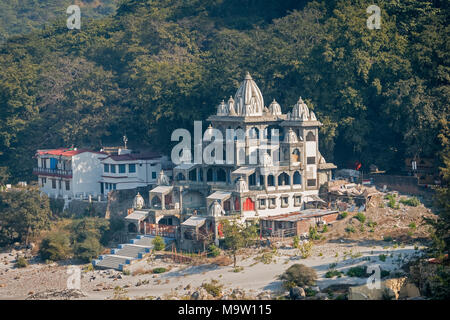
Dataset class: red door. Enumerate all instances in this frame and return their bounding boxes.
[243,198,255,211]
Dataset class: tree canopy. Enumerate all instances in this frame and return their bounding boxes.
[0,0,448,182]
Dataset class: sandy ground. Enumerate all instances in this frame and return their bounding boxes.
[0,240,425,300]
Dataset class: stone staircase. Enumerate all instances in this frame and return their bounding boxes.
[92,235,172,271]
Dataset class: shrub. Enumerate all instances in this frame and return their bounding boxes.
[355,212,366,223]
[346,266,369,278]
[152,267,167,274]
[381,270,390,278]
[15,256,28,268]
[388,198,397,208]
[345,226,355,233]
[297,241,313,259]
[201,279,223,297]
[152,236,165,251]
[309,227,321,240]
[399,197,420,207]
[305,287,317,297]
[325,269,343,278]
[379,254,387,262]
[321,225,328,233]
[39,233,72,261]
[207,244,220,257]
[383,236,393,242]
[339,212,348,219]
[366,220,377,228]
[280,264,317,288]
[75,237,103,262]
[408,222,417,230]
[293,236,299,248]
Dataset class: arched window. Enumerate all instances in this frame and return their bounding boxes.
[293,171,302,185]
[248,127,259,139]
[278,172,290,186]
[306,131,315,141]
[217,168,226,182]
[207,168,213,182]
[267,174,275,186]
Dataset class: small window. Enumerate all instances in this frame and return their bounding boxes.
[52,179,56,189]
[259,198,266,209]
[111,165,116,173]
[65,181,70,191]
[307,179,316,187]
[119,164,126,174]
[129,164,136,173]
[269,197,277,208]
[294,195,302,206]
[281,196,289,207]
[41,177,46,186]
[307,157,315,164]
[104,164,109,173]
[113,184,116,190]
[152,172,157,179]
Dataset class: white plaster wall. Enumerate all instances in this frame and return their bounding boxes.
[72,152,103,197]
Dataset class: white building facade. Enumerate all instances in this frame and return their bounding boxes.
[99,152,169,194]
[33,148,105,199]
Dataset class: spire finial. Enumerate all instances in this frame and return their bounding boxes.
[245,72,252,80]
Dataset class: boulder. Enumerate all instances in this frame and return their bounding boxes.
[399,283,420,299]
[289,287,306,300]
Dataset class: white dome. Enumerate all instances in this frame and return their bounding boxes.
[235,177,248,192]
[284,128,298,143]
[157,170,170,186]
[228,96,236,116]
[217,100,228,116]
[291,97,311,121]
[269,99,282,116]
[133,192,145,209]
[209,200,225,217]
[234,72,264,116]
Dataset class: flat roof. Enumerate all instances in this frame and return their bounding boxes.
[207,191,232,201]
[261,209,338,222]
[181,216,206,227]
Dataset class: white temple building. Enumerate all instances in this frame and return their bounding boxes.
[128,73,336,250]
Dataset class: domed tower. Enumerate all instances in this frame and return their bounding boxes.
[234,72,264,116]
[133,192,145,209]
[269,99,282,116]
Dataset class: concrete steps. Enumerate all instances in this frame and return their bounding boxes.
[92,235,174,271]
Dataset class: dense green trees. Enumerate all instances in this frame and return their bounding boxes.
[0,188,52,245]
[0,0,448,182]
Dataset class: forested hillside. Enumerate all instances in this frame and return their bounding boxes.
[0,0,448,182]
[0,0,117,43]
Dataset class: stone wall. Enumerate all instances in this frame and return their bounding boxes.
[66,185,155,218]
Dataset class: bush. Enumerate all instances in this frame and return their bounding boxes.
[201,279,223,297]
[309,227,321,240]
[152,267,167,274]
[339,212,348,219]
[293,236,299,248]
[355,212,366,223]
[39,233,72,261]
[15,256,28,268]
[305,287,317,297]
[345,226,355,233]
[75,237,103,262]
[408,222,417,230]
[346,266,369,278]
[325,269,343,278]
[152,236,165,251]
[383,236,393,242]
[207,244,220,257]
[280,264,317,288]
[399,197,420,207]
[379,254,387,262]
